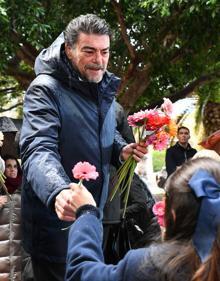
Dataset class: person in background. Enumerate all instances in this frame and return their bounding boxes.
[20,14,147,281]
[0,155,22,280]
[165,126,197,176]
[122,173,161,249]
[65,157,220,281]
[103,102,159,263]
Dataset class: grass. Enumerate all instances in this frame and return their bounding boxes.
[152,150,166,172]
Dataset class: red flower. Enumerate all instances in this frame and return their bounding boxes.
[145,110,170,131]
[152,200,165,227]
[72,162,99,181]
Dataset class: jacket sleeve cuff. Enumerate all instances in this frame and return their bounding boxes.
[76,204,101,220]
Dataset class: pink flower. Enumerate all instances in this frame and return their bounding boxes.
[146,131,170,151]
[72,161,99,181]
[157,216,165,227]
[161,98,173,116]
[127,110,148,127]
[152,200,165,227]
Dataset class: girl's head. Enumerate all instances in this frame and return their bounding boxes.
[3,155,22,179]
[164,157,220,242]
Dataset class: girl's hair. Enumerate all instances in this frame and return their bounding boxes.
[162,157,220,281]
[3,154,22,177]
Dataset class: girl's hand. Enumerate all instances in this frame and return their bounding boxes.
[69,183,96,212]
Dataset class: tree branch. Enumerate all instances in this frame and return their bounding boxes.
[111,0,136,60]
[111,0,141,97]
[11,29,38,67]
[5,62,34,89]
[0,86,19,95]
[119,67,151,111]
[0,102,23,113]
[148,71,220,109]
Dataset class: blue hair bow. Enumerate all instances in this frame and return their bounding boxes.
[188,169,220,262]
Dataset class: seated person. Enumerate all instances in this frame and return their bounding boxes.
[0,155,23,280]
[65,157,220,281]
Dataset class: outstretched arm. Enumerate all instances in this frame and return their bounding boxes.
[65,183,148,281]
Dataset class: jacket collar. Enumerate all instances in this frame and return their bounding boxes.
[176,142,192,150]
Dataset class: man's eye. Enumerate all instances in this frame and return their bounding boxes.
[84,50,94,54]
[102,51,109,55]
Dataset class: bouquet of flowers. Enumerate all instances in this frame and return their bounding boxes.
[110,98,177,218]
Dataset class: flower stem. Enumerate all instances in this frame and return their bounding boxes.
[78,179,83,188]
[109,155,133,201]
[121,160,137,218]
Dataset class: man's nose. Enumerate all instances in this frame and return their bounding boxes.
[93,51,102,64]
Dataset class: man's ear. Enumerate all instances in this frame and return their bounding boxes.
[65,43,73,60]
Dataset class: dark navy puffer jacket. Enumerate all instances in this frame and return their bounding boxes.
[20,33,126,262]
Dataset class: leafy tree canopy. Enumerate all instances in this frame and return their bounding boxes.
[0,0,220,114]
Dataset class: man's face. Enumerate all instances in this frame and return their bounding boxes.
[65,33,110,83]
[177,128,190,145]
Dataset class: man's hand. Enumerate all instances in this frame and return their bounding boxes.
[120,142,147,162]
[55,183,96,221]
[55,189,76,221]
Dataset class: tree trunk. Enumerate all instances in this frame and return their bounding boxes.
[203,101,220,135]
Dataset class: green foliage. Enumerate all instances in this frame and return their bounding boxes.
[0,0,220,114]
[0,75,23,115]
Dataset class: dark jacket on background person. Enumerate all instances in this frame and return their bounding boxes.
[124,174,160,248]
[103,103,160,264]
[103,102,134,225]
[165,142,197,176]
[20,33,126,263]
[0,188,22,281]
[65,212,194,281]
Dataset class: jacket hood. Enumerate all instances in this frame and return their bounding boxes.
[35,33,65,78]
[34,33,121,96]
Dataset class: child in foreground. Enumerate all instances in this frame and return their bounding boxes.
[65,157,220,281]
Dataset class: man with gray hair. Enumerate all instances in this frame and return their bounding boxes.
[20,14,147,280]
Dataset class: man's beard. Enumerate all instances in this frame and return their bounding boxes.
[84,64,105,83]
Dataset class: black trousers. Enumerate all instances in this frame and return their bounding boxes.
[31,257,66,281]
